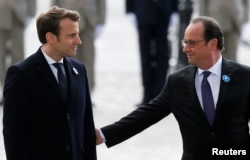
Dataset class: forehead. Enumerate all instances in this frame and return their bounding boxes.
[59,18,79,31]
[184,22,204,40]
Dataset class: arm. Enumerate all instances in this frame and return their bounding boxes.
[125,0,135,14]
[100,88,172,148]
[83,74,97,160]
[3,66,28,160]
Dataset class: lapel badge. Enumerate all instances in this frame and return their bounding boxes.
[73,67,79,75]
[222,74,230,83]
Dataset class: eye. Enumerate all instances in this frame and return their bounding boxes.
[188,40,195,46]
[182,40,195,47]
[68,33,77,38]
[182,39,205,48]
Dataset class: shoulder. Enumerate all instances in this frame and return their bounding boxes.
[164,65,197,87]
[223,58,250,73]
[66,57,85,68]
[169,65,196,78]
[64,57,87,75]
[14,49,43,71]
[221,59,250,84]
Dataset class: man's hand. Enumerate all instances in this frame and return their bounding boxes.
[96,128,104,145]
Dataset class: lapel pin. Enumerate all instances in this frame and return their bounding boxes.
[222,74,230,83]
[73,67,78,75]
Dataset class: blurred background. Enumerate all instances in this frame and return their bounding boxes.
[0,0,249,159]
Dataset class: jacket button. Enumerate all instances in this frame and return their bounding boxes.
[65,145,71,150]
[66,113,70,120]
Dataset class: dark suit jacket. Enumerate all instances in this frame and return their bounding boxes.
[101,58,250,160]
[3,48,97,160]
[126,0,178,26]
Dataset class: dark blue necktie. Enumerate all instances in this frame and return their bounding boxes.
[53,63,68,100]
[201,71,215,125]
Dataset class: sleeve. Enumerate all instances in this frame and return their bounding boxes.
[3,66,29,160]
[125,0,135,14]
[101,82,172,148]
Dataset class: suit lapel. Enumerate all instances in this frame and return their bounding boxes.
[186,66,217,125]
[63,58,78,109]
[33,49,68,104]
[185,67,199,107]
[185,66,210,123]
[185,59,234,126]
[33,49,61,95]
[214,58,233,120]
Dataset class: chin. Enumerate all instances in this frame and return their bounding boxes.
[69,52,77,57]
[188,60,195,66]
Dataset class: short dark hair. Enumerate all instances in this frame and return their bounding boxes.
[191,16,224,51]
[36,6,80,44]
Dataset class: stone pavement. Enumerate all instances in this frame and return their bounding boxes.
[0,0,249,160]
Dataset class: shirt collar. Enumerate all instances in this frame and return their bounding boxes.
[197,56,222,76]
[41,47,64,65]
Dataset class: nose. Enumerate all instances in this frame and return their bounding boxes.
[182,44,189,54]
[76,36,82,45]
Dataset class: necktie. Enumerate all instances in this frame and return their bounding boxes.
[53,63,68,100]
[201,71,215,125]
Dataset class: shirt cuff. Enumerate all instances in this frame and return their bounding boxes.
[100,129,106,143]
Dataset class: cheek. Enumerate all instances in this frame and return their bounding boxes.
[182,45,191,53]
[190,50,202,62]
[196,50,211,63]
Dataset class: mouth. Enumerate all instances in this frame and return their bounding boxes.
[186,53,193,58]
[186,55,194,61]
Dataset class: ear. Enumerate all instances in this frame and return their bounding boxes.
[210,38,218,50]
[45,32,56,44]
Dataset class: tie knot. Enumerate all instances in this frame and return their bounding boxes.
[53,63,66,77]
[203,71,211,80]
[53,63,63,70]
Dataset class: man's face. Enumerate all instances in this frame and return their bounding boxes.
[53,18,82,58]
[182,22,214,69]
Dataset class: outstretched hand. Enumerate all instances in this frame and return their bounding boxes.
[96,128,104,145]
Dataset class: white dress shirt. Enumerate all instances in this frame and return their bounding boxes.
[195,56,222,110]
[41,47,64,82]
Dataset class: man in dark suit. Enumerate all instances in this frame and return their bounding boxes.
[125,0,178,105]
[96,16,250,160]
[3,6,97,160]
